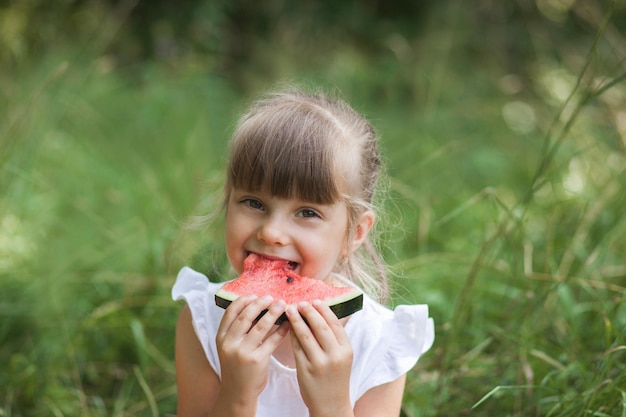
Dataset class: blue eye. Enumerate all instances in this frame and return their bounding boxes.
[243,198,264,210]
[298,208,320,218]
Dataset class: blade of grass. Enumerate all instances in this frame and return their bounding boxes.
[133,365,158,417]
[472,385,537,409]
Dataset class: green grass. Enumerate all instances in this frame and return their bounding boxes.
[1,7,625,417]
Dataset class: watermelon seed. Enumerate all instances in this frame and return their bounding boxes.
[286,276,294,283]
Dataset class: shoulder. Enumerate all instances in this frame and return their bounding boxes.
[172,266,227,375]
[172,266,224,298]
[349,294,434,352]
[347,294,435,400]
[172,266,227,315]
[171,266,225,331]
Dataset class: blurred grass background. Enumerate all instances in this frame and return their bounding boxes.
[1,0,625,416]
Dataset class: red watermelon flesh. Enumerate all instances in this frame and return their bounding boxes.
[215,253,363,323]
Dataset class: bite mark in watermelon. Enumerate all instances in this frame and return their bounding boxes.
[215,253,363,324]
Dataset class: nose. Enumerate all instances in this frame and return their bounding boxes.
[256,216,289,246]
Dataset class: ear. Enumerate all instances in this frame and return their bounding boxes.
[350,210,375,252]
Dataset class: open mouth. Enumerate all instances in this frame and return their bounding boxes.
[246,252,299,271]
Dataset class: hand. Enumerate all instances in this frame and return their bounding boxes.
[216,295,289,408]
[287,300,354,417]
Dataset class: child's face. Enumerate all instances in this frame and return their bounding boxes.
[225,187,350,283]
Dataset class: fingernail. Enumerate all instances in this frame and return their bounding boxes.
[298,301,309,308]
[312,299,322,306]
[286,306,298,316]
[261,295,273,303]
[273,299,285,310]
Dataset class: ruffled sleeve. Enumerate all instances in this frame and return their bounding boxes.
[348,297,434,401]
[171,266,225,378]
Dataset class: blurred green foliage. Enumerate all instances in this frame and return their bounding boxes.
[1,0,625,416]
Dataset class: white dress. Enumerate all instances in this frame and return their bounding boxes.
[172,266,435,417]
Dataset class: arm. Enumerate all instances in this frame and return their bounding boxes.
[175,304,219,417]
[353,374,407,417]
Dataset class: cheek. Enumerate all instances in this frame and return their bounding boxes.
[305,236,347,279]
[224,219,234,250]
[224,216,244,273]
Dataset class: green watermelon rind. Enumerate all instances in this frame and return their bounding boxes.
[214,289,364,325]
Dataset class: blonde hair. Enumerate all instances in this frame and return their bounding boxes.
[224,87,388,302]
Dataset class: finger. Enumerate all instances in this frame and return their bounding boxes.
[258,320,291,354]
[244,299,287,347]
[217,295,258,339]
[287,310,310,365]
[286,304,321,358]
[224,295,275,337]
[311,300,351,346]
[296,301,342,351]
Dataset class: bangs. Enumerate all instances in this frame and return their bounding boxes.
[226,112,342,204]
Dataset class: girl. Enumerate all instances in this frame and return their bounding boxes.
[172,87,434,417]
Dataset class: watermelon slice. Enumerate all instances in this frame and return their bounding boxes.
[215,253,363,324]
